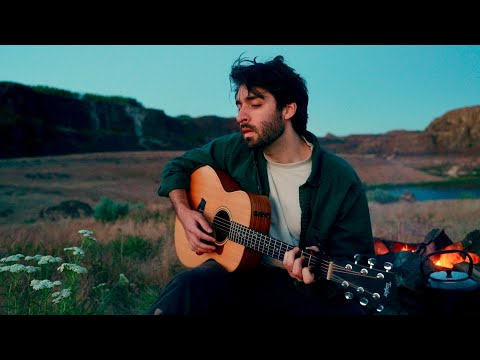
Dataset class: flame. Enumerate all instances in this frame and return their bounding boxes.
[431,242,480,269]
[374,239,389,255]
[375,238,480,270]
[391,242,418,253]
[374,238,418,255]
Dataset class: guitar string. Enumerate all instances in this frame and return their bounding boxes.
[210,216,386,297]
[212,216,378,273]
[211,216,380,274]
[211,218,384,300]
[211,216,329,273]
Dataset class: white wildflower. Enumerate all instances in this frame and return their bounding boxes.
[93,283,106,290]
[78,229,95,237]
[57,263,88,274]
[78,229,97,242]
[118,273,129,286]
[52,288,72,304]
[8,264,27,273]
[0,264,39,273]
[0,254,25,263]
[25,265,41,273]
[25,255,43,261]
[30,279,62,290]
[63,247,85,256]
[38,255,63,265]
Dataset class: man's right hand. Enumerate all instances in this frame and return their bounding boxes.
[169,188,217,255]
[177,208,217,254]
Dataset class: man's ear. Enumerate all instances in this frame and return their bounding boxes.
[283,102,297,120]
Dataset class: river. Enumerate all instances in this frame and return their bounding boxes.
[375,186,480,201]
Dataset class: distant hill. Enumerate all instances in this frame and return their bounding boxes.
[318,105,480,156]
[1,81,479,158]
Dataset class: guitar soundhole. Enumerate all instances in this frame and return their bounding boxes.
[212,210,231,244]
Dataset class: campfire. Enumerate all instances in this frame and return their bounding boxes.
[374,228,480,272]
[373,229,480,315]
[429,243,480,269]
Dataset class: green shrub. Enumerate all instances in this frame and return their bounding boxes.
[366,189,399,204]
[83,93,143,107]
[32,85,80,99]
[108,235,157,261]
[128,203,172,223]
[94,197,130,222]
[457,191,476,199]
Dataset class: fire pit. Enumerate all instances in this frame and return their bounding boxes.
[373,229,480,315]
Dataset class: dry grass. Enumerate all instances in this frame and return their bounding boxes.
[340,154,445,185]
[0,204,182,282]
[0,151,183,225]
[2,150,478,250]
[3,195,477,311]
[369,198,480,244]
[0,206,185,314]
[1,150,479,313]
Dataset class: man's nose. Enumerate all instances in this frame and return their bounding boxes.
[236,108,249,124]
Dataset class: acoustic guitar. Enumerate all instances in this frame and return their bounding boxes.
[174,165,396,312]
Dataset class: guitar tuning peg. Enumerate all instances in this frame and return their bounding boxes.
[383,261,393,272]
[354,254,361,264]
[376,304,385,312]
[367,257,376,269]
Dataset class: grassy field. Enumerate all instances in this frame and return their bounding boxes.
[1,150,479,314]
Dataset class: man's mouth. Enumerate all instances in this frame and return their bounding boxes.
[241,126,254,135]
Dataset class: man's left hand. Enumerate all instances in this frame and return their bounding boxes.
[283,246,320,284]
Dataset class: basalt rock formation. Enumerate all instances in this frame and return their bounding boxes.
[0,81,237,158]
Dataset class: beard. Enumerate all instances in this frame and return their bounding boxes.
[242,111,285,149]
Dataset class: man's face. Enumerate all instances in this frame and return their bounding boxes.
[235,85,285,149]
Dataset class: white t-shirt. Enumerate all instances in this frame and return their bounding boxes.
[262,139,313,267]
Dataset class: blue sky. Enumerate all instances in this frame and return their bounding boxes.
[1,45,479,137]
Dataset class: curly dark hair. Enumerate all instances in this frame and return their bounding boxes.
[229,54,309,136]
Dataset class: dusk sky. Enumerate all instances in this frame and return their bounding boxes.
[1,45,479,137]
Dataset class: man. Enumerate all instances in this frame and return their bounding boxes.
[147,55,375,316]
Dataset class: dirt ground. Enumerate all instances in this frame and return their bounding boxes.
[340,154,444,185]
[0,150,474,226]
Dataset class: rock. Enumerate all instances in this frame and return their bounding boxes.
[460,230,480,255]
[39,200,93,221]
[400,191,416,202]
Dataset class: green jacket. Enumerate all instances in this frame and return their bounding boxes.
[158,131,374,261]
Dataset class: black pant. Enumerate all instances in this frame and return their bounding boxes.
[146,260,368,317]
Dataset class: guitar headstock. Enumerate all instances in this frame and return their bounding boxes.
[330,255,397,313]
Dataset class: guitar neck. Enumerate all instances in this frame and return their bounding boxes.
[218,219,322,269]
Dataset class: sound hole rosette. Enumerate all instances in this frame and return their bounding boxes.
[211,207,232,246]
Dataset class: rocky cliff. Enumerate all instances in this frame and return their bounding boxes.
[0,82,237,158]
[425,105,480,154]
[319,105,480,156]
[1,81,479,158]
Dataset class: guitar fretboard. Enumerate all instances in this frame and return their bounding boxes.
[212,217,321,268]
